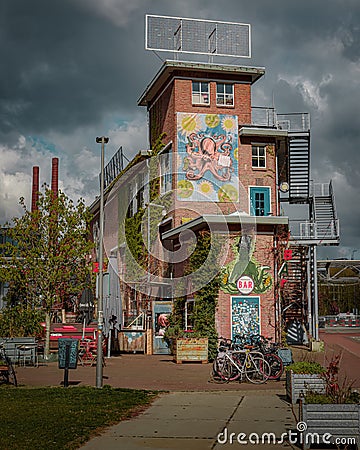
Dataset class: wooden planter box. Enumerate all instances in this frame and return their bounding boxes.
[286,370,326,404]
[300,402,360,449]
[174,338,208,364]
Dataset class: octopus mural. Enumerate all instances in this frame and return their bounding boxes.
[176,113,239,202]
[185,132,233,182]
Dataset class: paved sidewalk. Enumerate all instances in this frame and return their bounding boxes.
[80,390,297,450]
[13,331,360,449]
[15,354,286,391]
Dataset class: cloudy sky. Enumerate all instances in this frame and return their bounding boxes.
[0,0,359,259]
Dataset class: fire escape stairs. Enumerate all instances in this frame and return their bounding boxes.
[288,132,310,203]
[312,181,339,244]
[281,245,308,323]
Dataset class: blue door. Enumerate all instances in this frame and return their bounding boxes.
[153,301,172,354]
[250,187,270,216]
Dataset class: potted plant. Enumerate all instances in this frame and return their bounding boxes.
[163,324,183,355]
[164,326,208,363]
[286,361,326,404]
[174,332,208,364]
[299,355,360,449]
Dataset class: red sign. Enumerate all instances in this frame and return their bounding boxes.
[237,276,254,295]
[92,262,107,273]
[284,249,292,261]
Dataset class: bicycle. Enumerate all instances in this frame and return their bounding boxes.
[0,343,17,386]
[211,340,271,384]
[248,335,284,380]
[233,334,284,380]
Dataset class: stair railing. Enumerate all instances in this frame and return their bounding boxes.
[311,181,330,197]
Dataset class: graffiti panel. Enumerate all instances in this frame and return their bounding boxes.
[176,113,239,202]
[231,296,260,337]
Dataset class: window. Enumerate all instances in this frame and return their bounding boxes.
[185,299,195,330]
[127,183,136,217]
[160,149,172,195]
[192,81,209,105]
[252,145,266,168]
[216,83,234,106]
[127,171,148,217]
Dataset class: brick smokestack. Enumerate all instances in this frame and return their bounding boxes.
[51,157,59,198]
[31,166,40,212]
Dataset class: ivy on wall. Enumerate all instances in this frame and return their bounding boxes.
[122,133,167,279]
[124,208,147,274]
[165,230,223,361]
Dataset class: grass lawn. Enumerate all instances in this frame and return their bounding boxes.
[0,385,158,449]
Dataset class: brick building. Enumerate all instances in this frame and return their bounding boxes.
[137,60,289,345]
[91,57,339,354]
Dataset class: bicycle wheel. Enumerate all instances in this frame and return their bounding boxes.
[210,357,228,383]
[220,357,240,382]
[245,356,271,384]
[265,353,283,380]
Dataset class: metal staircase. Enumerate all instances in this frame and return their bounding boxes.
[281,245,308,326]
[288,132,310,203]
[276,113,339,341]
[289,181,339,246]
[312,181,339,245]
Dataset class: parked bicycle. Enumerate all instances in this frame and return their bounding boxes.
[0,343,17,386]
[211,338,271,384]
[232,334,284,380]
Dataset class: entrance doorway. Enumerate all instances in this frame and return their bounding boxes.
[153,301,172,354]
[249,187,270,216]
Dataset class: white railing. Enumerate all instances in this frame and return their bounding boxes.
[310,181,330,197]
[289,219,339,241]
[251,107,276,127]
[246,109,310,132]
[122,311,145,330]
[276,113,310,131]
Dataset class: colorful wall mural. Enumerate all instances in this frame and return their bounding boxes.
[231,296,261,337]
[220,236,273,294]
[176,113,239,202]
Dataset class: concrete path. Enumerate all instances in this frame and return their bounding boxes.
[80,390,297,450]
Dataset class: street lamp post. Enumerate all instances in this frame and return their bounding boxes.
[95,136,109,388]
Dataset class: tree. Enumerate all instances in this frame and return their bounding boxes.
[0,187,94,358]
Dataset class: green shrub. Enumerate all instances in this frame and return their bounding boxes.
[286,361,325,374]
[305,391,360,404]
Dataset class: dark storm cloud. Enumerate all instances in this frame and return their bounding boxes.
[0,0,148,136]
[0,0,359,255]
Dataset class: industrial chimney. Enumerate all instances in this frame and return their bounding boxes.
[31,166,40,212]
[51,157,59,198]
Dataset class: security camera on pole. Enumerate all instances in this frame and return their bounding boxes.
[95,136,109,388]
